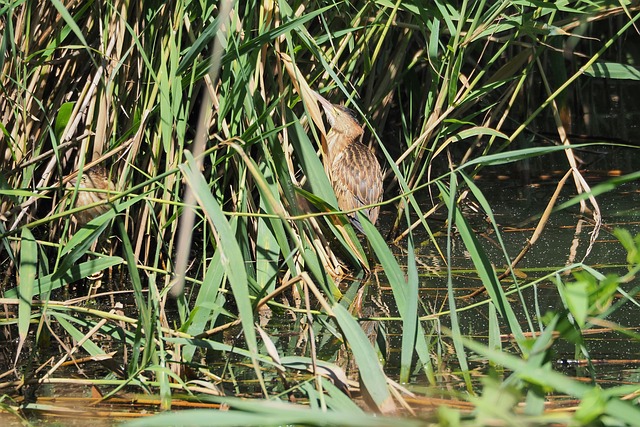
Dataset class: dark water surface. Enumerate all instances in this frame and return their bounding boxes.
[372,145,640,390]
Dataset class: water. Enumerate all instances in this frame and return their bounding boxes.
[3,146,639,421]
[372,146,640,388]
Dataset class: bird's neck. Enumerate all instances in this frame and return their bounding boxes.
[326,130,363,162]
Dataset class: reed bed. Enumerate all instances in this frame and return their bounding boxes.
[1,0,640,425]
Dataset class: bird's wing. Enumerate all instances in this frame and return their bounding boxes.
[331,144,383,224]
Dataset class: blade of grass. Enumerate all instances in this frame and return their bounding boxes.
[117,216,153,375]
[332,304,395,414]
[181,151,265,395]
[16,227,37,363]
[182,249,224,362]
[53,216,112,281]
[400,210,419,385]
[462,330,640,425]
[358,210,435,384]
[255,161,280,293]
[440,178,526,347]
[460,172,528,342]
[5,256,123,298]
[439,177,472,391]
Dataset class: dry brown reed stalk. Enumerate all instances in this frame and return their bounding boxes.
[1,2,133,235]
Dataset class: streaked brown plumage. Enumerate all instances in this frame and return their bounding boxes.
[66,168,115,226]
[314,91,383,232]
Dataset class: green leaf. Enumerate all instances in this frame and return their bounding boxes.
[54,214,113,281]
[332,304,395,413]
[16,227,37,360]
[52,313,106,356]
[440,177,471,387]
[463,335,640,425]
[584,62,640,80]
[255,161,281,293]
[54,102,75,141]
[358,210,434,381]
[400,222,418,384]
[575,386,608,424]
[0,189,43,198]
[462,144,590,168]
[182,250,225,362]
[5,256,123,298]
[288,116,337,205]
[49,0,90,49]
[558,280,589,328]
[181,152,259,358]
[613,228,640,266]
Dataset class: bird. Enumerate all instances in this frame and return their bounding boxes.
[313,90,383,232]
[66,167,116,226]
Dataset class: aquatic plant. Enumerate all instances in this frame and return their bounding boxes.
[1,0,640,424]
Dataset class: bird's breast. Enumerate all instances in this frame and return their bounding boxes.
[329,142,383,218]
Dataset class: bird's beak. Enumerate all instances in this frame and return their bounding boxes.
[313,90,336,127]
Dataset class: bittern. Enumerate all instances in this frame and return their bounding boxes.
[66,167,115,226]
[314,91,383,232]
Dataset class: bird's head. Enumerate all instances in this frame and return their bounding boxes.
[313,91,363,139]
[68,168,113,191]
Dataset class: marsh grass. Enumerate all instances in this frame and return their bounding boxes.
[2,0,640,424]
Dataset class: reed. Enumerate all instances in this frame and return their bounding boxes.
[1,0,640,424]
